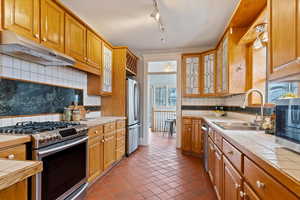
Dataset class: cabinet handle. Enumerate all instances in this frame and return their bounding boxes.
[34,34,39,39]
[239,191,246,198]
[7,154,15,160]
[235,183,240,189]
[42,38,47,42]
[256,180,265,189]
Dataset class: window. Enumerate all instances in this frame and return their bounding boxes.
[153,86,177,107]
[268,82,299,103]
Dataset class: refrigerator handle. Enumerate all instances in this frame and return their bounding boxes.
[133,82,138,121]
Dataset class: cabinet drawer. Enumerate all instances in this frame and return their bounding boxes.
[222,139,242,172]
[116,120,125,129]
[244,157,298,200]
[214,131,222,149]
[183,118,192,125]
[88,126,103,138]
[0,144,26,160]
[104,122,116,133]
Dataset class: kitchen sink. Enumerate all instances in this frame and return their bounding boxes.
[213,122,262,131]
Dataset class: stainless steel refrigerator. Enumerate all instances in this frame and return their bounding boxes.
[126,78,141,155]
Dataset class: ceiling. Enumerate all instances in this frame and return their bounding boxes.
[61,0,240,53]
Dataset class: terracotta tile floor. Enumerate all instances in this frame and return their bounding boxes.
[85,132,217,200]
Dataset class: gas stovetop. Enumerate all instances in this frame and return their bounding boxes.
[0,121,88,149]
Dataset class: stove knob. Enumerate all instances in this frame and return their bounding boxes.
[39,136,46,143]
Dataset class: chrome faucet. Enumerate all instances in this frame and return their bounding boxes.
[241,88,265,125]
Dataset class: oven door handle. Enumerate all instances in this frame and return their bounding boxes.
[37,136,88,157]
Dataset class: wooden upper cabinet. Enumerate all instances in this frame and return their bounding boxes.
[269,0,300,80]
[101,43,113,94]
[41,0,65,53]
[65,14,87,63]
[182,54,201,97]
[87,30,102,68]
[202,51,217,96]
[3,0,40,42]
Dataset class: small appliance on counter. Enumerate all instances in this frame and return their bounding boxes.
[275,98,300,153]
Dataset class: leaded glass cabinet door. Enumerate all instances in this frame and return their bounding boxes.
[102,44,113,94]
[182,55,201,97]
[216,44,223,94]
[202,51,216,95]
[222,36,229,93]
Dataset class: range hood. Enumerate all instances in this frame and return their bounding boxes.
[0,31,75,66]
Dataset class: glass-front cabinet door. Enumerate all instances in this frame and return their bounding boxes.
[202,51,216,96]
[221,36,229,93]
[102,43,113,94]
[182,55,201,97]
[216,44,223,94]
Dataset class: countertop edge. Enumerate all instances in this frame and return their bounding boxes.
[0,136,31,149]
[0,160,43,191]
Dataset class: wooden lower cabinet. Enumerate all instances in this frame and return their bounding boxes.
[103,132,116,170]
[0,144,27,200]
[116,128,126,161]
[242,182,261,200]
[214,145,223,200]
[88,135,103,182]
[181,117,204,156]
[206,125,299,200]
[208,137,215,184]
[223,156,242,200]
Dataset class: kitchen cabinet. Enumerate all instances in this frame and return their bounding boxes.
[65,13,87,63]
[103,122,116,170]
[242,182,261,200]
[216,29,246,95]
[41,0,65,53]
[3,0,40,42]
[101,47,138,116]
[87,126,104,183]
[0,144,27,200]
[191,119,204,154]
[101,43,113,95]
[269,0,300,80]
[87,30,102,68]
[223,156,242,200]
[182,54,201,97]
[214,145,223,200]
[208,137,215,184]
[202,51,217,96]
[181,117,204,156]
[88,135,102,182]
[181,122,192,152]
[115,120,126,161]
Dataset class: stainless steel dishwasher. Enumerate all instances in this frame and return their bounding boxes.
[201,123,209,172]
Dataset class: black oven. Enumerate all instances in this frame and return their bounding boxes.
[33,136,88,200]
[275,98,300,144]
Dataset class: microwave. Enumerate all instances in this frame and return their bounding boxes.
[275,98,300,152]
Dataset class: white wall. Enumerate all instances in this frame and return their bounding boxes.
[0,55,101,126]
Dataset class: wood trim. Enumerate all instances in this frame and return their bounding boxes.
[74,61,101,75]
[0,76,83,90]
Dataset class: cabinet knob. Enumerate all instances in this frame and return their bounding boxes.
[235,183,240,189]
[239,191,246,198]
[101,139,105,143]
[42,38,47,42]
[84,57,87,61]
[95,131,98,134]
[34,34,39,39]
[256,180,265,189]
[7,154,15,160]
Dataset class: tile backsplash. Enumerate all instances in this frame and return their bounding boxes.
[0,55,101,126]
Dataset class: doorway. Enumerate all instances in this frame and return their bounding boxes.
[146,61,178,146]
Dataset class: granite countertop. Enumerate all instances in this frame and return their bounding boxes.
[0,135,31,149]
[79,116,126,128]
[0,159,42,191]
[183,114,300,191]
